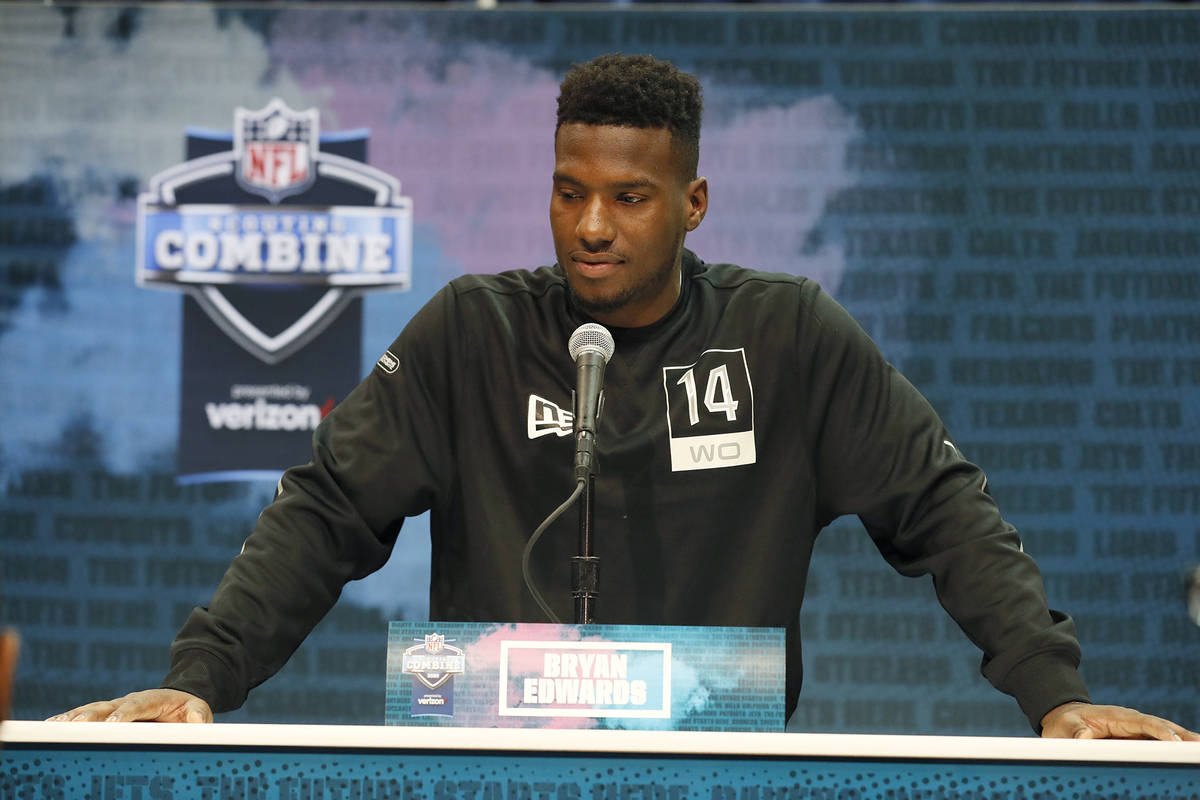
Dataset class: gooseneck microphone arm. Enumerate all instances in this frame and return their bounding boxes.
[521,482,584,624]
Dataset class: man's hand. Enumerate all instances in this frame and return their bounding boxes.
[1041,702,1200,741]
[46,689,212,723]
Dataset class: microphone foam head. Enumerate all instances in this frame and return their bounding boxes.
[568,323,616,363]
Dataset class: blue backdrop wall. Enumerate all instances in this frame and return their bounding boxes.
[1,4,1198,734]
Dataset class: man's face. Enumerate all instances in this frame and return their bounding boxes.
[551,123,707,329]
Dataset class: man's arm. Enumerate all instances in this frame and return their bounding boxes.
[50,287,461,721]
[799,284,1191,739]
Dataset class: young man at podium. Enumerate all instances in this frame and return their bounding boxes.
[52,54,1196,742]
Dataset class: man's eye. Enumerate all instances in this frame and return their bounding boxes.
[558,190,581,200]
[618,194,645,204]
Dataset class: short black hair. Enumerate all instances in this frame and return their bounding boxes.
[556,53,703,180]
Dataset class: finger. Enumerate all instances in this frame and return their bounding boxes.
[1134,716,1186,742]
[184,700,212,724]
[1170,723,1200,742]
[1144,712,1200,742]
[58,708,111,722]
[104,693,177,723]
[1085,710,1184,742]
[1114,715,1181,741]
[45,701,118,722]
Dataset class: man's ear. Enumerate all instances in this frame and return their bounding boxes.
[684,176,708,232]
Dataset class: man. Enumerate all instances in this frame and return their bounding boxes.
[53,54,1195,741]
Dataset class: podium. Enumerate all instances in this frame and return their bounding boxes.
[3,720,1199,799]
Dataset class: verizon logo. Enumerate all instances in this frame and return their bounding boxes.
[205,397,334,431]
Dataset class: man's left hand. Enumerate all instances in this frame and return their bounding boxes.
[1041,702,1200,741]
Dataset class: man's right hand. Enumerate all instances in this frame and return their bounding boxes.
[47,689,212,723]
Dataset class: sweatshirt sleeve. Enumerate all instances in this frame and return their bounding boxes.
[801,283,1091,732]
[160,286,460,713]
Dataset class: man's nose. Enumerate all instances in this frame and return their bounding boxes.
[576,196,615,249]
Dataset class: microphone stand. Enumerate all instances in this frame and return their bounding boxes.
[565,323,613,626]
[573,473,598,624]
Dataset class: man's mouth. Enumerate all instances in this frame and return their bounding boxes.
[572,252,623,278]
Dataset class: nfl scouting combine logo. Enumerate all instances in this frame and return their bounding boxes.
[135,99,413,364]
[402,633,466,717]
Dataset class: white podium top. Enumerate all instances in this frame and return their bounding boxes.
[3,720,1199,765]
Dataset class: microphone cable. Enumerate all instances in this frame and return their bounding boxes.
[521,478,585,624]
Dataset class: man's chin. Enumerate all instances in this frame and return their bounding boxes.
[567,284,632,318]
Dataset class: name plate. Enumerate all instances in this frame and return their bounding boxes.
[385,622,784,732]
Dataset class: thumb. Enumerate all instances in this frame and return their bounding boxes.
[1072,725,1099,739]
[185,701,211,724]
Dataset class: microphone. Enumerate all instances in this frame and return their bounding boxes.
[568,323,615,482]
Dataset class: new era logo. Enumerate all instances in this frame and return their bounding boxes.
[528,394,573,439]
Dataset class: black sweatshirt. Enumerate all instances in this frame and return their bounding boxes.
[163,251,1091,730]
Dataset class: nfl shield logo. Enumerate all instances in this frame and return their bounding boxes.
[234,98,319,203]
[424,633,445,654]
